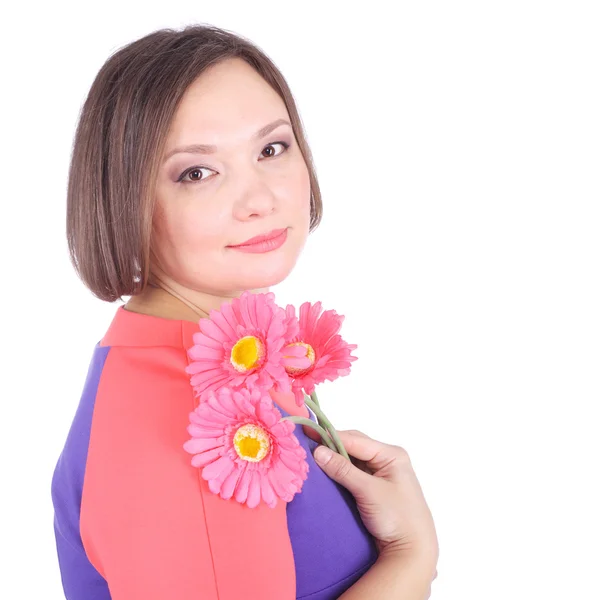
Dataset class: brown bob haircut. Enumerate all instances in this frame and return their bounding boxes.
[66,24,323,303]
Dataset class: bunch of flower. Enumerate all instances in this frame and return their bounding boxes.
[182,291,357,509]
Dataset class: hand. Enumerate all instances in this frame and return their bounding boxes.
[311,429,439,570]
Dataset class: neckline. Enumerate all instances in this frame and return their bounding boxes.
[100,305,309,418]
[101,305,201,349]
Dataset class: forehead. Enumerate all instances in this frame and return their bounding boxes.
[167,58,288,143]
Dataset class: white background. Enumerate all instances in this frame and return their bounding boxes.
[1,1,598,598]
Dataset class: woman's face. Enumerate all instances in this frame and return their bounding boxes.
[152,57,312,296]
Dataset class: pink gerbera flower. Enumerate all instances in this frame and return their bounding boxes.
[186,291,298,402]
[282,301,358,406]
[183,386,309,508]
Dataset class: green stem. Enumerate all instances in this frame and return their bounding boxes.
[305,392,326,428]
[306,392,330,437]
[310,393,337,446]
[325,424,338,447]
[280,416,337,452]
[309,390,320,408]
[304,397,350,461]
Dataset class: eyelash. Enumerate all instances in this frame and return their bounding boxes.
[176,141,291,184]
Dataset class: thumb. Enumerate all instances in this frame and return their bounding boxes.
[313,445,371,497]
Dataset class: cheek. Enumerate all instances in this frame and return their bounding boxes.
[153,200,217,263]
[283,160,312,215]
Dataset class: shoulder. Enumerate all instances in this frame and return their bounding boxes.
[95,342,191,405]
[77,344,298,599]
[85,342,194,480]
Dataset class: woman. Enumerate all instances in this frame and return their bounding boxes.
[51,24,438,599]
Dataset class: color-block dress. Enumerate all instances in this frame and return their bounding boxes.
[51,306,379,599]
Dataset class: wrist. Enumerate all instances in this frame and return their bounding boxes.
[339,547,436,599]
[378,541,438,575]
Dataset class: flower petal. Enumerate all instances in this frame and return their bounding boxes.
[260,471,278,508]
[187,345,223,361]
[202,454,235,484]
[220,465,243,500]
[184,436,223,454]
[187,424,224,438]
[282,356,312,369]
[190,446,222,468]
[212,305,238,340]
[282,344,309,358]
[234,468,251,504]
[191,331,223,350]
[246,469,262,508]
[200,318,230,344]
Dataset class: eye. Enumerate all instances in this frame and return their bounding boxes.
[177,166,217,184]
[260,141,290,159]
[177,141,291,184]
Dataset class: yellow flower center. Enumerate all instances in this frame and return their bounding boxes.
[230,336,265,373]
[233,424,271,462]
[284,342,316,376]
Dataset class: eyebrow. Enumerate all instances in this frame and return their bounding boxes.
[163,118,292,162]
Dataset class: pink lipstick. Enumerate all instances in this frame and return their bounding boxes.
[227,228,288,254]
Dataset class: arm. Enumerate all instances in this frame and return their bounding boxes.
[338,552,436,600]
[51,345,112,599]
[52,472,112,599]
[78,344,297,599]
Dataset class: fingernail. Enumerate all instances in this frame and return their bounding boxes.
[314,446,332,465]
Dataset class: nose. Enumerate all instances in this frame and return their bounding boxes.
[232,171,277,221]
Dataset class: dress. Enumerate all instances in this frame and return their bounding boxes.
[50,305,379,599]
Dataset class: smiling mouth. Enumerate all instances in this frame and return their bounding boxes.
[227,228,288,253]
[228,228,288,248]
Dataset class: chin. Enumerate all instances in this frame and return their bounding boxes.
[235,257,298,290]
[239,269,292,290]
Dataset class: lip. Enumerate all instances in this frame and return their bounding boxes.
[228,228,288,248]
[227,228,288,254]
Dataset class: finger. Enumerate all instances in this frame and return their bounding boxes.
[336,430,406,474]
[312,444,372,498]
[343,429,371,439]
[350,456,375,476]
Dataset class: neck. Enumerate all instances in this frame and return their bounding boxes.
[123,272,269,323]
[124,284,208,322]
